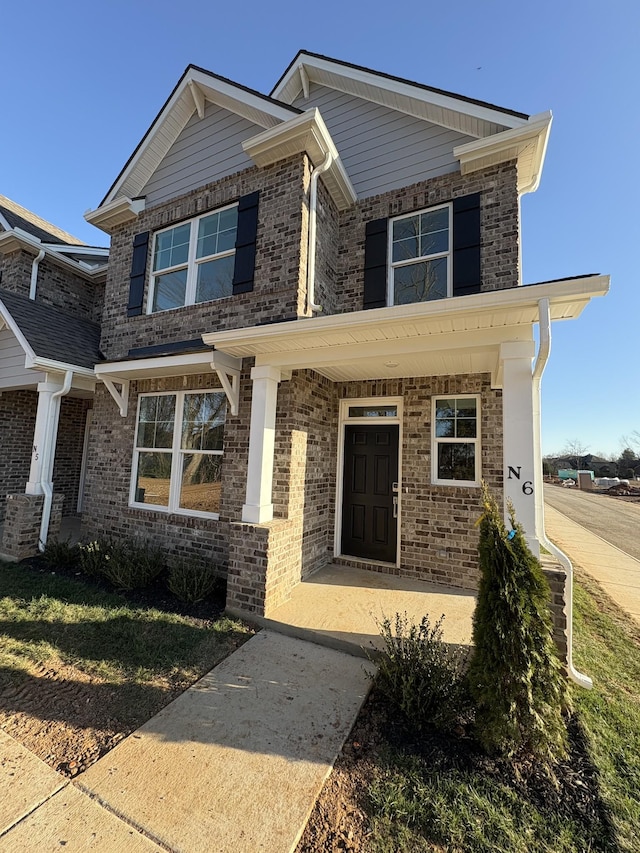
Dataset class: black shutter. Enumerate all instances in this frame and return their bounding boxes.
[232,191,260,295]
[363,217,388,309]
[452,193,481,296]
[127,231,150,317]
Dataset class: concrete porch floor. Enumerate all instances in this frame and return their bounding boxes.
[232,563,477,659]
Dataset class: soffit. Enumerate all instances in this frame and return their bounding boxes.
[203,276,609,384]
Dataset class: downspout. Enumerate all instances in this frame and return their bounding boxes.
[38,370,73,551]
[533,298,592,689]
[307,151,333,313]
[29,248,45,300]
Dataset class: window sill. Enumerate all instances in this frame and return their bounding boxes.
[128,501,220,521]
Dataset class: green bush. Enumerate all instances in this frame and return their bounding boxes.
[78,539,112,577]
[41,538,80,570]
[167,560,220,603]
[467,483,569,765]
[99,540,165,591]
[374,612,469,734]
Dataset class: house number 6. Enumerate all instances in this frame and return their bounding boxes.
[522,481,533,496]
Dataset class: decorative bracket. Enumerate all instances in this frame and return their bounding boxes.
[211,351,242,416]
[98,375,130,417]
[188,80,206,119]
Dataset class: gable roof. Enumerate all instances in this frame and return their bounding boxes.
[0,289,103,370]
[0,195,85,245]
[271,50,529,138]
[97,65,302,209]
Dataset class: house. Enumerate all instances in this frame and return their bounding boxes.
[4,54,609,640]
[0,196,108,557]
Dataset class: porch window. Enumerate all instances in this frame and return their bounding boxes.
[432,395,480,486]
[131,391,226,516]
[389,204,451,305]
[148,204,238,312]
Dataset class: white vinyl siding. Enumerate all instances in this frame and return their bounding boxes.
[141,104,261,207]
[292,83,476,198]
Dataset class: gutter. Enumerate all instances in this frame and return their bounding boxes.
[533,297,592,689]
[307,151,333,313]
[29,249,45,300]
[38,370,73,552]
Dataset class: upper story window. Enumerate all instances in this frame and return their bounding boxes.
[148,204,238,312]
[389,204,451,306]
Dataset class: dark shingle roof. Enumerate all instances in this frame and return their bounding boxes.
[0,289,102,370]
[0,195,85,246]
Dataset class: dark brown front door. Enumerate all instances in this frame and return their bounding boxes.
[341,424,399,562]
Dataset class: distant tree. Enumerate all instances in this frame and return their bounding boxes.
[618,447,637,476]
[562,439,589,470]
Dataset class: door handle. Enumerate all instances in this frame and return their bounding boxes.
[393,495,398,518]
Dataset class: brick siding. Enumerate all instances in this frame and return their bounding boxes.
[0,389,37,523]
[53,397,92,518]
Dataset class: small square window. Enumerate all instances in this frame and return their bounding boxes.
[432,396,480,486]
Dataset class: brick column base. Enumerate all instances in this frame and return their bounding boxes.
[1,493,65,560]
[542,565,568,665]
[227,518,302,616]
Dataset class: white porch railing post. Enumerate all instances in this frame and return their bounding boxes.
[499,341,539,556]
[242,365,282,524]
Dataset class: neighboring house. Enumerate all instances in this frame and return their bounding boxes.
[0,196,108,556]
[5,54,609,638]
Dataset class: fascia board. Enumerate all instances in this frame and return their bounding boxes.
[273,53,528,131]
[243,109,357,209]
[0,210,12,231]
[95,349,215,380]
[29,357,97,379]
[0,231,99,281]
[0,296,36,363]
[100,67,300,209]
[203,275,609,352]
[454,113,552,193]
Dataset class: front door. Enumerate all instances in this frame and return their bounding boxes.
[341,424,399,562]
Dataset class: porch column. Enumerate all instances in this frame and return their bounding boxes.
[25,379,64,495]
[242,365,282,523]
[500,341,539,555]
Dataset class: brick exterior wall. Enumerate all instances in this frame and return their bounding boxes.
[0,389,37,523]
[0,249,103,322]
[99,156,309,360]
[53,397,92,518]
[336,161,519,314]
[1,493,63,559]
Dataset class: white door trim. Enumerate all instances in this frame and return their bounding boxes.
[334,396,403,566]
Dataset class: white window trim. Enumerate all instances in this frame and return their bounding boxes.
[334,396,403,565]
[431,394,481,487]
[146,202,237,314]
[387,202,453,307]
[129,389,225,519]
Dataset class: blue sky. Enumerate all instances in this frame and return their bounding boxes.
[2,1,637,457]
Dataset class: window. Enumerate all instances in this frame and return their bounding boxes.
[432,396,480,485]
[131,391,226,516]
[148,204,238,312]
[388,204,451,306]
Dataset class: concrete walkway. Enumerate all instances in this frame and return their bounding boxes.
[545,504,640,624]
[1,631,373,852]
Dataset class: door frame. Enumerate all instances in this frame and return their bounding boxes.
[334,396,403,566]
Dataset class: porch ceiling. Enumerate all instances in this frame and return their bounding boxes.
[203,276,609,385]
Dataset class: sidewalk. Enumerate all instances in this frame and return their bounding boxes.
[545,504,640,624]
[1,630,373,852]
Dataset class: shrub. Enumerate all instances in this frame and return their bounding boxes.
[41,538,80,570]
[78,539,112,578]
[467,483,569,765]
[373,612,469,735]
[99,540,165,591]
[167,560,220,603]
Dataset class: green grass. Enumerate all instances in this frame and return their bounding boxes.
[0,560,251,708]
[366,571,640,852]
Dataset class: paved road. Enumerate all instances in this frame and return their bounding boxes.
[544,485,640,561]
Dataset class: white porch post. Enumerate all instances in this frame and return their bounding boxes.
[500,341,539,555]
[25,379,64,495]
[242,365,282,523]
